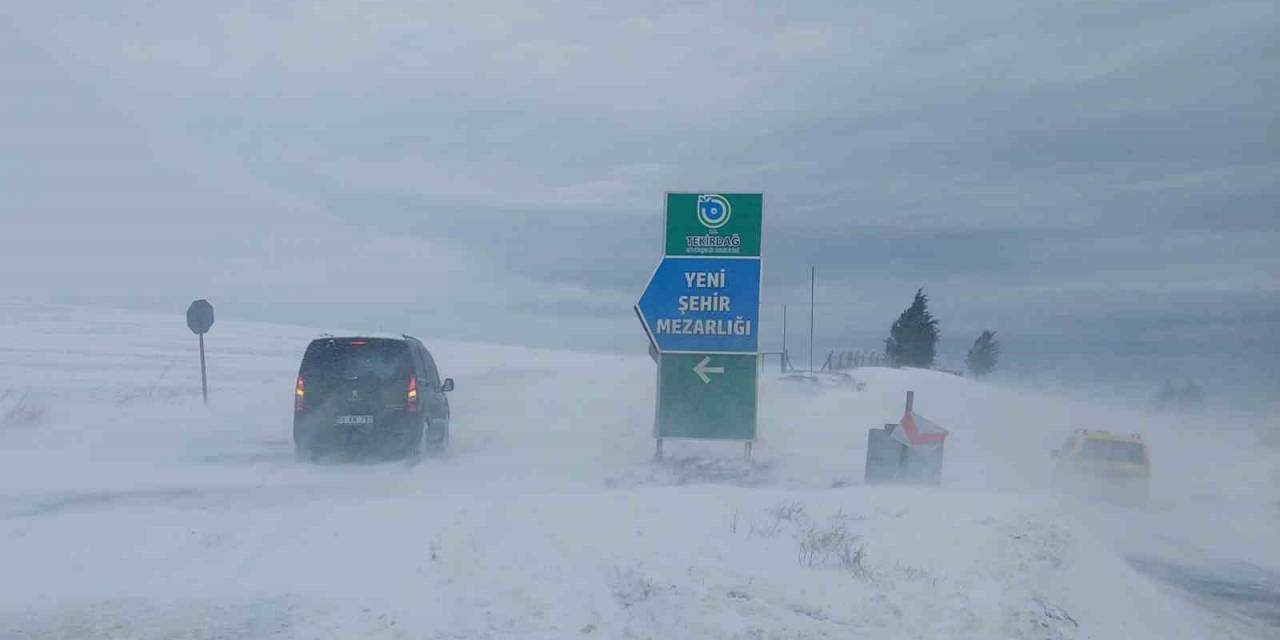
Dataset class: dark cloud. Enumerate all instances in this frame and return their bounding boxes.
[2,1,1277,391]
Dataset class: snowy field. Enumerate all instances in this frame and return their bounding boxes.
[0,305,1276,639]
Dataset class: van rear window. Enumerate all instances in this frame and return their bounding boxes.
[300,339,410,383]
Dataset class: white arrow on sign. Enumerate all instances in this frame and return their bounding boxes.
[692,356,725,384]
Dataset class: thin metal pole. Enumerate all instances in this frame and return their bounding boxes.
[198,333,208,406]
[781,304,788,372]
[809,266,815,376]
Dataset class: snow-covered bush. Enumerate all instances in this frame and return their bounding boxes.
[609,565,657,608]
[797,521,865,574]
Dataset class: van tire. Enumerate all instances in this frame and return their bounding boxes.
[402,421,425,461]
[425,420,449,454]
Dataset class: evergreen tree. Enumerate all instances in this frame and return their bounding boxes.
[1179,380,1205,410]
[965,330,1000,378]
[884,288,940,368]
[1152,380,1205,413]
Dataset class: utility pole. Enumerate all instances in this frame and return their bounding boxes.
[809,266,815,376]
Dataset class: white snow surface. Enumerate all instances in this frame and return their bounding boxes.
[0,305,1275,639]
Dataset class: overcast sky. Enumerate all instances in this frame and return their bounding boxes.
[3,1,1277,392]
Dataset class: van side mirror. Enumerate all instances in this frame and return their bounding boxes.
[441,378,454,393]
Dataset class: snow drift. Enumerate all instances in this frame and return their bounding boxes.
[0,305,1273,638]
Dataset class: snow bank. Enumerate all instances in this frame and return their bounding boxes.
[0,305,1268,638]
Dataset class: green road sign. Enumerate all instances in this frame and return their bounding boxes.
[641,192,763,446]
[665,193,762,257]
[655,353,758,440]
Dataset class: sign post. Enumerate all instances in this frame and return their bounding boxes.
[636,193,763,459]
[185,299,215,406]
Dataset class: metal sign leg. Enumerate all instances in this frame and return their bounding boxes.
[198,333,208,406]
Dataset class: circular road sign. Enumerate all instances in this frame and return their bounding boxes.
[186,299,215,335]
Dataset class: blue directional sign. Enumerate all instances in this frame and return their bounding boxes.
[636,256,761,354]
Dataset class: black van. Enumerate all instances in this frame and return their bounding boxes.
[292,335,453,461]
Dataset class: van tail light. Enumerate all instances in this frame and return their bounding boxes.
[406,375,419,413]
[294,376,305,413]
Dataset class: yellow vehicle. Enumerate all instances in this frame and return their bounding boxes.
[1052,430,1150,505]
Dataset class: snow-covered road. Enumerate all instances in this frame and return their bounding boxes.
[1,305,1275,638]
[1127,555,1280,630]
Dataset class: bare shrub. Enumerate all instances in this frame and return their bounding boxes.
[748,517,784,538]
[797,522,866,574]
[610,566,656,608]
[768,501,806,523]
[748,501,807,538]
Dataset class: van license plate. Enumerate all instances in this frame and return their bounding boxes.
[336,415,374,426]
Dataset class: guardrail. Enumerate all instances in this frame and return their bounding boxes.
[821,350,888,371]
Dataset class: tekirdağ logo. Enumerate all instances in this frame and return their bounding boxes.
[696,194,732,229]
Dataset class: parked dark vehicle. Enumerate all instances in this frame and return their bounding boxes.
[293,335,453,461]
